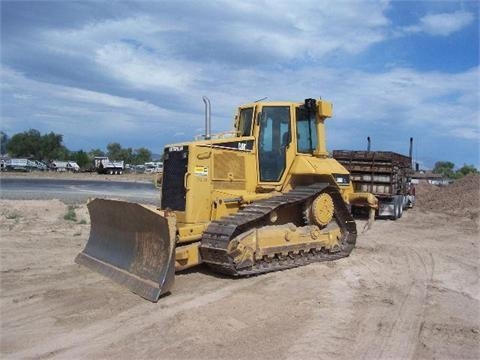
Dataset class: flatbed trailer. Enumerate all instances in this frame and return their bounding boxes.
[332,149,414,219]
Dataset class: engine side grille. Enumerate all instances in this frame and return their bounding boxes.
[213,152,246,180]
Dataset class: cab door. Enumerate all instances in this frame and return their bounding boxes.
[256,105,292,183]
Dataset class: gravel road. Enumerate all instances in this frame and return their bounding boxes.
[0,177,160,205]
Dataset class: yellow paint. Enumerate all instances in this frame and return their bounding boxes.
[175,242,201,271]
[121,99,377,269]
[168,98,377,266]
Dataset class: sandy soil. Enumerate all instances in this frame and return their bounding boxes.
[0,177,479,359]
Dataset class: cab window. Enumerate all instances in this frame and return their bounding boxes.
[296,107,318,153]
[237,107,253,137]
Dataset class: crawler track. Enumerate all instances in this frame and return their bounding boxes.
[200,183,357,275]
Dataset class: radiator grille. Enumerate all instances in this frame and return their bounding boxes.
[161,147,188,211]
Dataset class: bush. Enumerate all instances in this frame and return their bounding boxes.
[64,206,77,221]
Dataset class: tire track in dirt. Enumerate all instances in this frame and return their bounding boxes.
[6,274,268,359]
[283,212,437,360]
[373,248,433,359]
[1,195,478,359]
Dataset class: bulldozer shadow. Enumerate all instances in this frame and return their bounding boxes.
[176,263,242,280]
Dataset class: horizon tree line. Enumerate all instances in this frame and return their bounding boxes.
[0,129,153,169]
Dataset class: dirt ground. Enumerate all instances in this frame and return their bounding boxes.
[0,176,479,359]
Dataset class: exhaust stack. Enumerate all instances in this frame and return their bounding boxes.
[202,96,211,140]
[367,136,371,151]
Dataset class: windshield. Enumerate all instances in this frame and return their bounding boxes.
[296,107,317,153]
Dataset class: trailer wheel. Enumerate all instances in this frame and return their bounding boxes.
[119,170,123,175]
[391,200,400,220]
[391,204,397,220]
[109,169,113,175]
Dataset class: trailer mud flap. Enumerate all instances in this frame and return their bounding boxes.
[75,199,176,302]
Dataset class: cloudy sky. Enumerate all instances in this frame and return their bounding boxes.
[1,0,478,168]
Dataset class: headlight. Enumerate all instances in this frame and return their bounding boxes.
[333,173,350,185]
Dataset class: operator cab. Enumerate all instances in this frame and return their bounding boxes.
[235,98,331,184]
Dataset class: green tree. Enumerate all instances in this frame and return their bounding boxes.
[7,129,42,158]
[106,143,139,163]
[89,148,105,158]
[106,142,123,160]
[133,147,152,164]
[73,150,90,169]
[40,131,67,160]
[120,147,134,164]
[432,161,455,178]
[454,164,478,178]
[6,129,69,160]
[0,131,8,155]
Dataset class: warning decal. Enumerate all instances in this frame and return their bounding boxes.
[194,166,208,177]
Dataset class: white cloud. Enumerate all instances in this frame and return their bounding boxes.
[0,66,183,149]
[403,10,474,36]
[43,15,181,58]
[1,67,169,115]
[2,62,478,163]
[194,64,479,144]
[2,1,478,166]
[95,42,197,91]
[450,127,480,140]
[20,1,393,102]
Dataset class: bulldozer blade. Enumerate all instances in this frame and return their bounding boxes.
[75,198,176,302]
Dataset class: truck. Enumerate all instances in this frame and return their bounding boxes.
[144,161,163,173]
[5,158,37,172]
[93,156,124,175]
[332,138,414,220]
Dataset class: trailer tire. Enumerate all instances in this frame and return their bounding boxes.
[391,199,401,220]
[390,203,397,220]
[109,169,113,175]
[398,200,403,218]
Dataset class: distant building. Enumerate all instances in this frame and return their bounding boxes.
[412,171,451,186]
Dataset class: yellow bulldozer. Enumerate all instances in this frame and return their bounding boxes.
[76,98,377,301]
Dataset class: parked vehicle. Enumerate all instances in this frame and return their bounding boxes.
[144,161,163,173]
[66,161,80,172]
[5,158,36,172]
[34,160,48,171]
[332,138,415,220]
[93,156,124,175]
[50,161,68,172]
